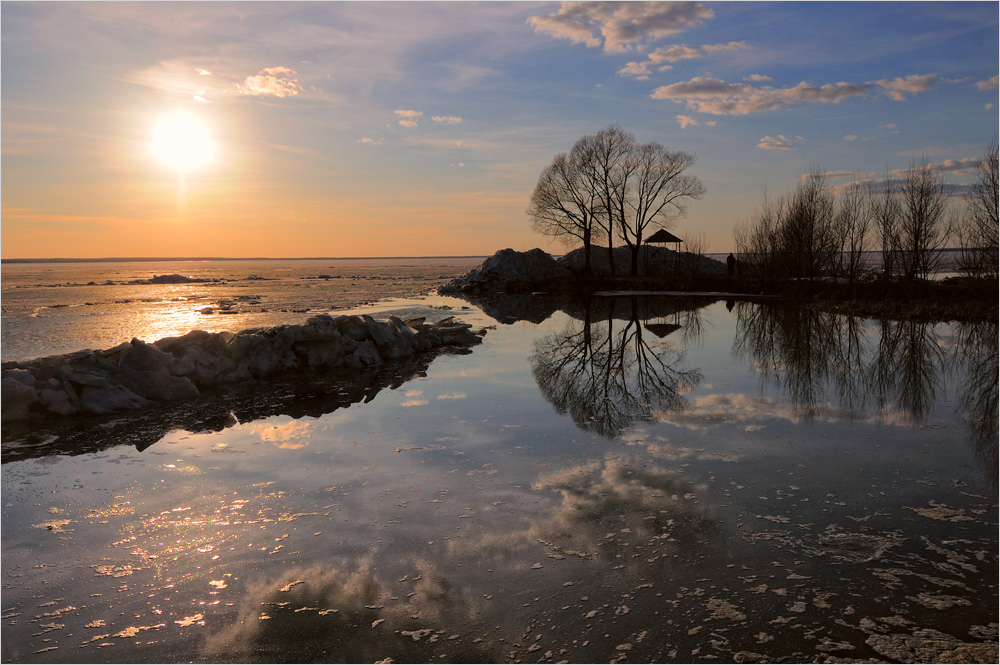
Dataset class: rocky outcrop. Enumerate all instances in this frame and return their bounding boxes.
[558,245,727,276]
[438,248,571,294]
[1,314,485,422]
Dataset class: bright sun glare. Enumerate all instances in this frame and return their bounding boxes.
[151,112,214,173]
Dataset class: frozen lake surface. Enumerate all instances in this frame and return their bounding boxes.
[2,288,997,663]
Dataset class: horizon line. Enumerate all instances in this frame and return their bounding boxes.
[1,255,494,265]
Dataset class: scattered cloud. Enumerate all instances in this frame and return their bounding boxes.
[757,135,795,150]
[238,66,303,97]
[700,40,750,53]
[528,1,714,53]
[652,74,936,115]
[395,109,423,127]
[357,137,384,145]
[618,41,751,79]
[431,116,463,124]
[874,74,936,101]
[975,75,998,90]
[244,420,312,450]
[617,61,656,80]
[196,68,212,76]
[796,170,873,181]
[843,134,876,142]
[677,114,698,129]
[743,74,773,82]
[401,399,428,407]
[885,157,982,177]
[656,393,855,429]
[675,114,716,129]
[437,392,467,400]
[987,103,995,111]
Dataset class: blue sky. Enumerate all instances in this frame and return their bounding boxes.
[2,1,997,257]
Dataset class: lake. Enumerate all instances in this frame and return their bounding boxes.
[1,291,997,663]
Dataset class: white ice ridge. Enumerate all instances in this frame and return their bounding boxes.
[1,313,485,421]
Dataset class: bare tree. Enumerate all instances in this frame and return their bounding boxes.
[896,158,952,281]
[528,148,600,275]
[834,178,872,287]
[780,169,838,283]
[872,173,902,283]
[734,171,837,286]
[617,142,706,276]
[735,188,786,284]
[957,135,999,279]
[530,126,704,278]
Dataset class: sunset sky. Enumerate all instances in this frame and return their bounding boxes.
[2,1,997,258]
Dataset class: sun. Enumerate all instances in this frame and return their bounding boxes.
[151,112,214,173]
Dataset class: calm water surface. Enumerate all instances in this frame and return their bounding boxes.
[2,293,997,663]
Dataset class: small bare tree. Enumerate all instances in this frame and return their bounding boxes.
[896,158,952,281]
[734,189,786,284]
[957,135,999,279]
[872,173,902,283]
[834,178,872,287]
[780,169,838,283]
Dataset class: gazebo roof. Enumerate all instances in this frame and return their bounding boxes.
[644,229,683,244]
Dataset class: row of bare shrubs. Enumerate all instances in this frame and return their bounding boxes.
[734,137,998,289]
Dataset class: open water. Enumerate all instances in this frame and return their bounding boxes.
[1,264,997,663]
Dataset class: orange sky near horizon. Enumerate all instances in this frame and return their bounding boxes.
[2,2,996,259]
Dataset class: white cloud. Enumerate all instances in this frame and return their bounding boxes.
[676,114,698,128]
[652,74,935,115]
[401,399,428,407]
[238,66,303,97]
[874,74,937,101]
[648,44,702,63]
[757,135,795,150]
[975,75,998,91]
[656,393,854,429]
[617,41,751,79]
[357,137,384,145]
[743,74,773,82]
[395,109,422,127]
[196,68,212,76]
[528,1,714,53]
[987,103,995,111]
[617,61,652,79]
[431,116,463,124]
[699,40,751,53]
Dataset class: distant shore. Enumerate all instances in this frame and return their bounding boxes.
[1,256,490,265]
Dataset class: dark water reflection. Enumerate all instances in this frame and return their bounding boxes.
[1,348,471,464]
[2,296,997,663]
[531,297,706,438]
[733,301,998,473]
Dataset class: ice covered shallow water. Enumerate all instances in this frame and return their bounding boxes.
[1,293,997,663]
[1,258,481,362]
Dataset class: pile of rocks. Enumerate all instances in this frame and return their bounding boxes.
[439,248,571,293]
[1,314,485,421]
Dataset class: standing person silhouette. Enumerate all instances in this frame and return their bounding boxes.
[726,252,736,276]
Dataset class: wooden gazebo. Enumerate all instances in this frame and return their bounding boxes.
[644,229,683,274]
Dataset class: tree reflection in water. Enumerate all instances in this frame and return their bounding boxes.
[953,319,999,478]
[734,301,998,471]
[530,297,706,439]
